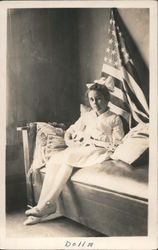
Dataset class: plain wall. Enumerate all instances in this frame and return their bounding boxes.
[6,8,149,210]
[6,9,80,210]
[7,9,80,179]
[7,8,80,146]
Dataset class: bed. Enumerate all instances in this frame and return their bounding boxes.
[17,120,148,236]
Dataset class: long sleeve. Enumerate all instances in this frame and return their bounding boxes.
[112,115,124,145]
[64,113,87,147]
[104,115,124,153]
[66,114,86,135]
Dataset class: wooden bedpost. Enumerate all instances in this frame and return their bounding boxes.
[17,124,36,207]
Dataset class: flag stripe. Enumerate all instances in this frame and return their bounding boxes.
[135,111,149,123]
[102,71,125,93]
[108,102,130,122]
[123,79,149,117]
[110,94,130,112]
[124,61,141,86]
[126,95,149,120]
[112,86,128,102]
[121,67,149,114]
[112,79,125,93]
[124,61,149,101]
[102,63,122,81]
[102,63,149,117]
[130,110,143,124]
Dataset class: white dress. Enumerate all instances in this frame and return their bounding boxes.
[47,109,124,168]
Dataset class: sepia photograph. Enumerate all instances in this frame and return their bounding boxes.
[0,1,157,249]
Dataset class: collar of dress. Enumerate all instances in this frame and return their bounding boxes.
[93,108,111,118]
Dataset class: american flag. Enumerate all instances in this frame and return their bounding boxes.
[101,8,149,129]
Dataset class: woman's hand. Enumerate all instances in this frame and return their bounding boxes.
[64,130,82,147]
[93,140,109,148]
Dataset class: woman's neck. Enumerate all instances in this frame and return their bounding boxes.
[96,107,109,116]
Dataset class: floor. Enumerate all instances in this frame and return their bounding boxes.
[6,208,104,238]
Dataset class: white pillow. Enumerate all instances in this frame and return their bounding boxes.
[80,104,91,116]
[31,122,66,170]
[111,123,149,164]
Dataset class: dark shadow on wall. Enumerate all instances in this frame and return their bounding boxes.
[7,8,81,146]
[6,8,81,211]
[113,8,149,105]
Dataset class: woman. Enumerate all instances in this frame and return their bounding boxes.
[24,81,124,225]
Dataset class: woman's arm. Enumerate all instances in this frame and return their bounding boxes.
[105,115,124,152]
[112,115,125,144]
[64,129,80,147]
[64,115,86,147]
[92,115,124,151]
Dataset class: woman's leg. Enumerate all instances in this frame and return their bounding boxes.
[38,163,73,211]
[25,161,73,217]
[24,163,73,225]
[38,158,61,200]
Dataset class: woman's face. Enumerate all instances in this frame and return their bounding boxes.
[88,90,108,115]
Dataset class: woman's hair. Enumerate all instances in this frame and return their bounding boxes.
[86,83,110,103]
